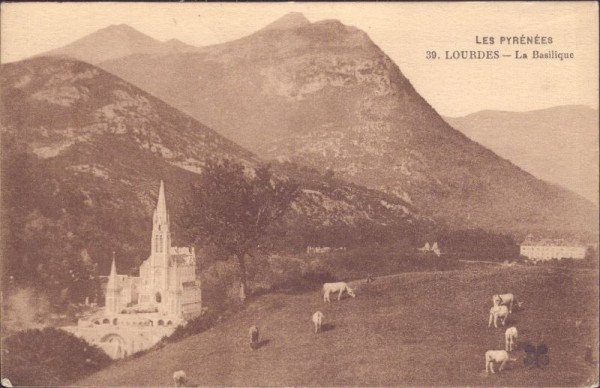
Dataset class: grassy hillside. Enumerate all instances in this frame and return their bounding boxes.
[77,266,598,386]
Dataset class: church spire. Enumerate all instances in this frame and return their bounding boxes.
[151,180,172,264]
[155,180,169,225]
[107,252,118,291]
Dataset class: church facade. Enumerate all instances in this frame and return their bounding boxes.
[63,181,202,359]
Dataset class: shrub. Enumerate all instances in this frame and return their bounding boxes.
[1,327,112,386]
[164,310,219,343]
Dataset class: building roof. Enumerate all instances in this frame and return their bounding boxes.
[521,236,584,247]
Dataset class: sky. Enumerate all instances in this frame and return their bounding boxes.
[1,1,598,117]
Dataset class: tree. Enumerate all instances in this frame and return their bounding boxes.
[184,159,298,301]
[2,327,112,386]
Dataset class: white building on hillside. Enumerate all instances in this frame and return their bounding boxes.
[520,236,587,261]
[63,181,202,359]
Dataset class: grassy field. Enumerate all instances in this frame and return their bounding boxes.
[77,266,598,386]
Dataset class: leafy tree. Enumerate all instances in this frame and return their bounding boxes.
[1,327,112,386]
[184,159,298,301]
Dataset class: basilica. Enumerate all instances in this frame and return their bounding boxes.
[105,180,202,320]
[63,181,202,358]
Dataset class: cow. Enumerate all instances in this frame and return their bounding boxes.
[505,327,518,351]
[485,350,517,374]
[489,305,509,328]
[249,325,260,350]
[492,293,522,313]
[312,311,324,333]
[172,370,187,387]
[323,282,355,302]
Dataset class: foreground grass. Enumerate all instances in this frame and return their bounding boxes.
[76,266,598,386]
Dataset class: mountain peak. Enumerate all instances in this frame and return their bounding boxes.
[39,24,198,64]
[163,38,197,51]
[103,23,137,31]
[261,12,311,31]
[95,24,154,39]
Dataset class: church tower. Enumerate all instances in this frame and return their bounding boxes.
[150,180,172,302]
[167,264,182,316]
[105,254,121,315]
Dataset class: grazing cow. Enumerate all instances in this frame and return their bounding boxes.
[173,370,187,387]
[492,293,521,313]
[505,327,518,351]
[485,350,517,374]
[312,311,324,333]
[489,305,509,328]
[323,282,356,302]
[249,325,260,350]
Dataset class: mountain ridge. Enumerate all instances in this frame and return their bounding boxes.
[259,12,311,32]
[23,17,600,238]
[1,56,431,281]
[93,18,599,238]
[445,105,599,205]
[445,104,597,118]
[38,24,198,65]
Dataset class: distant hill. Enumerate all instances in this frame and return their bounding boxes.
[444,105,599,205]
[89,16,598,238]
[39,24,198,64]
[0,56,428,287]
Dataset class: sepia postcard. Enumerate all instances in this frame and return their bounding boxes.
[0,2,598,387]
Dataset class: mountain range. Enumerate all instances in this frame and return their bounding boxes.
[85,15,596,237]
[445,105,599,205]
[0,56,426,279]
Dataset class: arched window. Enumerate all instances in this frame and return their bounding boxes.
[158,320,164,326]
[102,318,110,324]
[166,321,173,326]
[155,292,162,303]
[113,318,118,325]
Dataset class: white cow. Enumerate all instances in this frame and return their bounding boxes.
[492,293,521,313]
[312,311,324,333]
[485,350,517,374]
[505,326,518,351]
[323,282,355,302]
[173,370,187,387]
[249,325,260,350]
[489,305,509,328]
